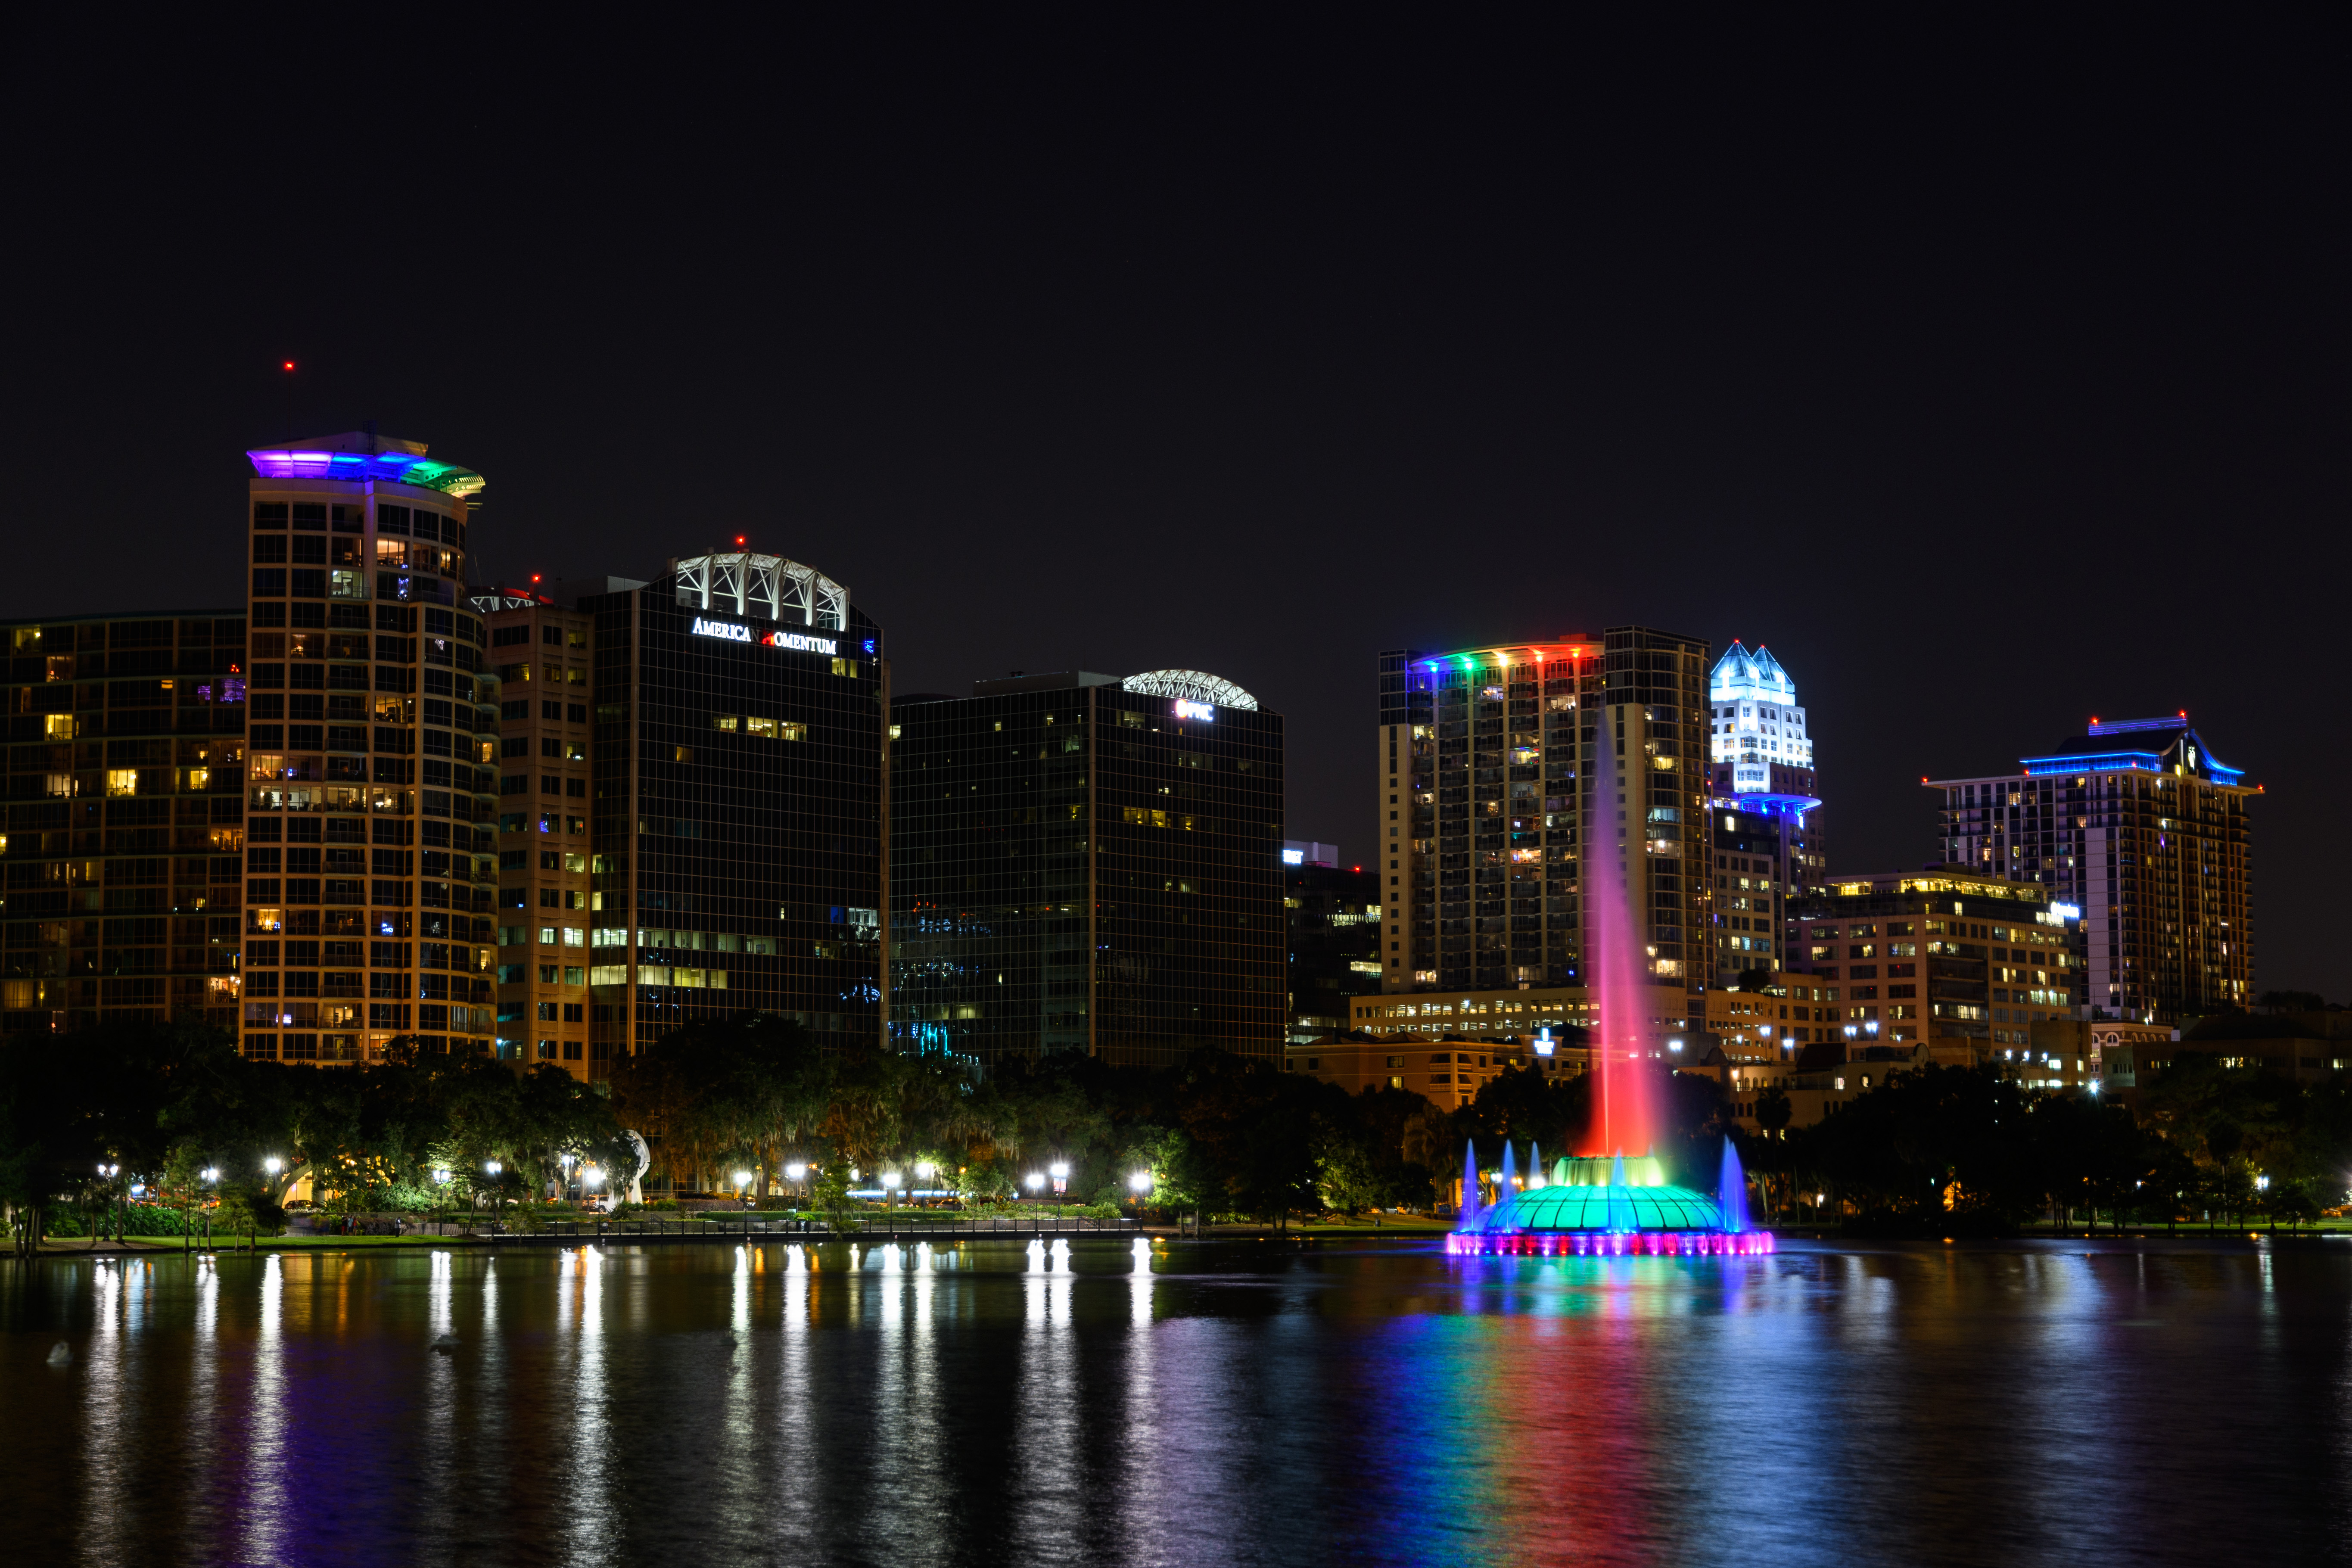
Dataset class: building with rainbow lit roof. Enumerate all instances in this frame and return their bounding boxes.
[1375,627,1713,1001]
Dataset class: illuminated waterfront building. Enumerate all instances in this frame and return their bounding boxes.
[889,669,1284,1068]
[1703,642,1824,988]
[1786,869,2080,1062]
[1927,716,2256,1024]
[1,607,249,1035]
[1377,626,1711,996]
[566,554,890,1073]
[1283,845,1381,1043]
[473,583,617,1078]
[239,432,499,1066]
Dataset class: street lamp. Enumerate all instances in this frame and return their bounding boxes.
[201,1167,220,1184]
[263,1157,282,1175]
[733,1170,753,1207]
[1025,1172,1045,1197]
[1129,1171,1152,1196]
[881,1171,901,1207]
[1050,1161,1069,1198]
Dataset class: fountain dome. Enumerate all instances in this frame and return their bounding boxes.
[1447,1143,1774,1257]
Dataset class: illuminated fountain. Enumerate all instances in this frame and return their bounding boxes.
[1447,1138,1773,1256]
[1448,712,1769,1254]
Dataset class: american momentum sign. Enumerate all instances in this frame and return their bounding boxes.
[691,617,838,656]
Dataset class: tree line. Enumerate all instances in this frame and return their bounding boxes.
[10,1011,2338,1254]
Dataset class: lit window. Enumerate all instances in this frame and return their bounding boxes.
[106,769,138,796]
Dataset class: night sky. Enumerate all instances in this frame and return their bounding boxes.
[5,16,2342,996]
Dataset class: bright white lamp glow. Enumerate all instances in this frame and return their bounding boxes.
[263,1157,283,1175]
[1128,1171,1152,1193]
[733,1170,753,1188]
[915,1160,936,1179]
[1025,1172,1045,1192]
[1049,1161,1070,1179]
[201,1167,220,1183]
[485,1160,503,1176]
[881,1172,901,1190]
[785,1163,807,1181]
[582,1167,604,1188]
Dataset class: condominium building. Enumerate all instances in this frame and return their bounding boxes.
[1928,715,2256,1023]
[576,554,890,1072]
[475,585,608,1076]
[2,608,248,1035]
[1786,870,2080,1064]
[239,433,500,1066]
[1377,626,1711,996]
[890,669,1284,1068]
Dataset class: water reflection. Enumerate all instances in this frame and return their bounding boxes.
[5,1239,2351,1567]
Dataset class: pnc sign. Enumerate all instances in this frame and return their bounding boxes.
[692,617,839,656]
[1172,698,1215,722]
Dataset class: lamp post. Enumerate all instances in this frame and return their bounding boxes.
[785,1162,807,1215]
[1050,1161,1069,1201]
[881,1171,901,1209]
[733,1170,753,1209]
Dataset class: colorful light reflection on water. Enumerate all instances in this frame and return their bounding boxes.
[4,1238,2351,1566]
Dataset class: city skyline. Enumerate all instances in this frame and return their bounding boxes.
[2,19,2336,999]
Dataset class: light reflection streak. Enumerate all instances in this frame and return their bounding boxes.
[239,1254,286,1565]
[78,1261,127,1568]
[564,1248,612,1562]
[772,1245,815,1544]
[420,1251,455,1546]
[1011,1238,1080,1560]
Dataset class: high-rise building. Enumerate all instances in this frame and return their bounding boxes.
[890,669,1284,1069]
[2,607,248,1036]
[1282,844,1381,1043]
[1706,642,1814,798]
[1378,626,1711,996]
[1702,642,1824,988]
[473,584,609,1077]
[1928,716,2256,1023]
[569,554,890,1073]
[240,433,501,1067]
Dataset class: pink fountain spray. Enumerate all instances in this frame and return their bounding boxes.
[1579,706,1658,1160]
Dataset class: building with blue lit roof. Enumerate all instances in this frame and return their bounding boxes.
[1702,642,1824,989]
[1927,715,2257,1025]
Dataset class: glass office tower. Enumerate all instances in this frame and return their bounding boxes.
[890,669,1285,1069]
[2,608,248,1035]
[578,553,888,1069]
[1378,626,1711,997]
[240,433,499,1066]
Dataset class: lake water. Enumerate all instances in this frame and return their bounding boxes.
[3,1236,2348,1566]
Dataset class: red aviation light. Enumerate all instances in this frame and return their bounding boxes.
[281,360,296,372]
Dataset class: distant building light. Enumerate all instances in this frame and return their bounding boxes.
[1173,698,1215,722]
[1282,848,1304,865]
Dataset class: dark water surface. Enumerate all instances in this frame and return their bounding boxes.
[3,1235,2349,1566]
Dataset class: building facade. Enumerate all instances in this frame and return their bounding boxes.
[3,608,248,1036]
[240,433,500,1067]
[1377,626,1712,998]
[1928,716,2256,1024]
[1707,642,1814,799]
[473,585,607,1076]
[890,669,1284,1069]
[1785,870,2080,1064]
[1284,848,1381,1044]
[1702,642,1825,989]
[574,554,889,1074]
